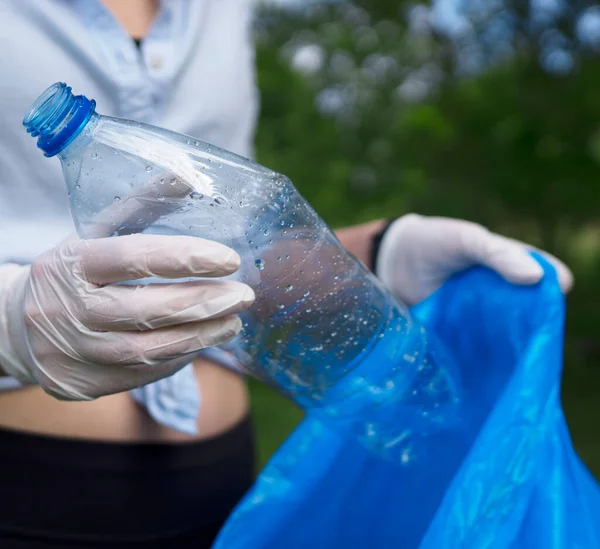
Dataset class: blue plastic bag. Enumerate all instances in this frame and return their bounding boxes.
[214,257,600,548]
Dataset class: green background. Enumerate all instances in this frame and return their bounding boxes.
[248,1,600,475]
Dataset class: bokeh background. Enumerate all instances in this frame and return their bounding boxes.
[248,0,600,476]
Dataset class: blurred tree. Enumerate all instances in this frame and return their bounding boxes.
[255,0,600,254]
[252,0,600,475]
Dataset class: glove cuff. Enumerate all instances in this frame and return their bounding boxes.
[0,264,37,385]
[374,214,425,296]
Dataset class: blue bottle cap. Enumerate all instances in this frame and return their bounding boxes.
[23,82,96,157]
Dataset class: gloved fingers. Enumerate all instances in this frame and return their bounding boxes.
[82,174,190,239]
[471,231,544,284]
[74,315,243,367]
[83,280,255,331]
[115,315,244,365]
[536,250,574,292]
[73,234,242,284]
[466,229,573,293]
[36,353,195,401]
[500,236,574,293]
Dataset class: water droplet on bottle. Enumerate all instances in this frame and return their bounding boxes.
[75,184,81,190]
[255,259,265,271]
[400,448,412,465]
[276,256,282,262]
[188,226,194,230]
[113,196,121,202]
[285,284,293,292]
[275,339,282,344]
[272,174,287,187]
[186,139,191,145]
[157,194,165,201]
[310,344,323,352]
[303,290,310,298]
[145,165,153,172]
[194,141,199,146]
[90,152,98,159]
[214,197,225,205]
[277,304,285,310]
[189,191,203,200]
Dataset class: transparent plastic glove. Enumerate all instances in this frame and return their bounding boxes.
[376,214,573,306]
[0,234,255,400]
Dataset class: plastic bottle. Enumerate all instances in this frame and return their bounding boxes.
[23,83,462,462]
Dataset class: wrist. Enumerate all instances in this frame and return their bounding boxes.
[335,219,387,267]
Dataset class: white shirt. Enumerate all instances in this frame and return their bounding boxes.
[0,0,258,263]
[0,0,258,428]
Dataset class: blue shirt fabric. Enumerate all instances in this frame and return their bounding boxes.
[0,0,258,432]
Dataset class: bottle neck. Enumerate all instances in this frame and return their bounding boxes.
[23,83,97,158]
[56,113,100,161]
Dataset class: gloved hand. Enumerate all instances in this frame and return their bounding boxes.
[0,234,254,400]
[375,214,573,306]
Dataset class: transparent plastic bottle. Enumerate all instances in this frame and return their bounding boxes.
[23,83,462,461]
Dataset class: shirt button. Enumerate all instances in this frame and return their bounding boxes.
[150,55,164,69]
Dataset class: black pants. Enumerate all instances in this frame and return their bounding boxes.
[0,417,255,548]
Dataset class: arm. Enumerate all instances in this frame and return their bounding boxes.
[335,215,573,306]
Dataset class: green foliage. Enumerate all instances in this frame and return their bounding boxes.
[251,1,600,477]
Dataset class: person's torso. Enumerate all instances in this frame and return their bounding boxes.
[0,0,257,440]
[0,0,259,263]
